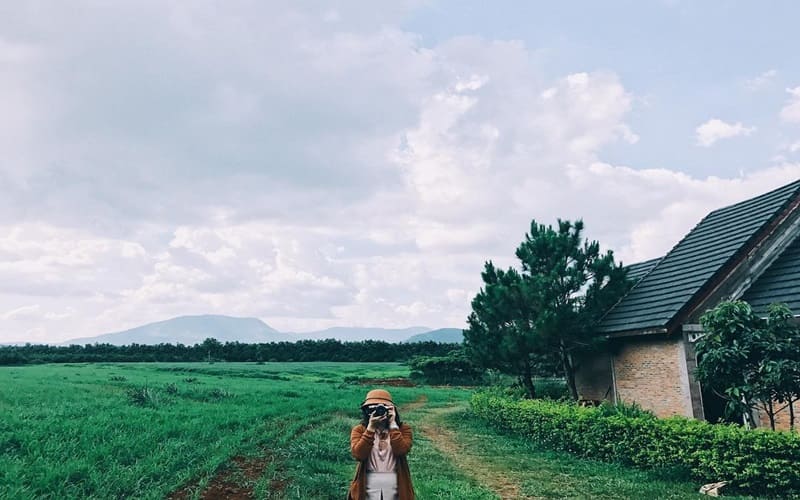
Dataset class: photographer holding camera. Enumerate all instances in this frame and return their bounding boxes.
[349,389,414,500]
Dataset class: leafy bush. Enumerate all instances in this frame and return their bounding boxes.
[408,349,486,385]
[596,400,654,418]
[471,392,800,494]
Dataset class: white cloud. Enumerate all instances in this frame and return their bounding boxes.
[566,163,800,262]
[1,305,41,321]
[695,118,756,147]
[744,69,777,91]
[0,2,798,343]
[44,307,76,321]
[780,87,800,123]
[0,224,149,297]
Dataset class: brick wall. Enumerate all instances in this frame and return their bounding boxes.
[612,336,694,418]
[756,400,796,430]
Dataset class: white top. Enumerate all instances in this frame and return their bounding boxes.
[366,429,396,473]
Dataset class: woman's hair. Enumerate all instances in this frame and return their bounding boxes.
[360,404,403,427]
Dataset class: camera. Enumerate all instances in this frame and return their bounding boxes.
[370,404,388,417]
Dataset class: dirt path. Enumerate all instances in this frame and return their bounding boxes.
[414,402,527,500]
[400,394,429,412]
[167,453,280,500]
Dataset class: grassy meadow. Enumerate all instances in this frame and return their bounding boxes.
[1,362,727,499]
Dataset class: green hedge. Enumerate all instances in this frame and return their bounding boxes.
[408,350,486,385]
[471,393,800,494]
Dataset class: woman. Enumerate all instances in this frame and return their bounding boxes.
[349,389,414,500]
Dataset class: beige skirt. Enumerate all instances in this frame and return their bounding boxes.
[365,471,398,500]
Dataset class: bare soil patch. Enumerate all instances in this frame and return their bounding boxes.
[168,453,283,500]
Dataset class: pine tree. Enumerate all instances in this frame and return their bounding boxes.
[464,219,629,399]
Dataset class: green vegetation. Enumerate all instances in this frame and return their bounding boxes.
[471,392,800,495]
[0,362,422,499]
[440,409,714,499]
[1,362,747,499]
[464,218,629,399]
[697,301,799,430]
[408,348,486,385]
[0,339,459,366]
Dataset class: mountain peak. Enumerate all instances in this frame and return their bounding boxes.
[63,314,290,346]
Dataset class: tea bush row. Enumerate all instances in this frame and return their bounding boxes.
[471,392,800,494]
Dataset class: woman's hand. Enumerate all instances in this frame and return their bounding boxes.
[366,410,387,432]
[387,405,399,429]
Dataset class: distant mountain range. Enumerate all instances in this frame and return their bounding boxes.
[288,326,430,343]
[57,315,462,346]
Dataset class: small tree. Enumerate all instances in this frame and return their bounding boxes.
[760,304,800,430]
[201,337,222,363]
[696,301,800,430]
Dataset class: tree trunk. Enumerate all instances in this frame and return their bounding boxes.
[521,361,536,399]
[560,343,579,401]
[767,399,776,431]
[790,398,795,431]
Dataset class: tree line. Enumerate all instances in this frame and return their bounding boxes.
[0,338,460,365]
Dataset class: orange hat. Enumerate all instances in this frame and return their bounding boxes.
[362,389,394,407]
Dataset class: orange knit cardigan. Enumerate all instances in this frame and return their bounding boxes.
[349,423,414,500]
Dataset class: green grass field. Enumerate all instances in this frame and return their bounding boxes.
[0,362,733,499]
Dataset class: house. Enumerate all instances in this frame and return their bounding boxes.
[575,179,800,429]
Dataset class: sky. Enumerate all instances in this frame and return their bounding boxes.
[1,1,800,343]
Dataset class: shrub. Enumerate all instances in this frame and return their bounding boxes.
[596,400,654,418]
[127,386,161,407]
[471,392,800,495]
[164,382,178,395]
[207,388,232,400]
[408,349,486,385]
[479,378,568,400]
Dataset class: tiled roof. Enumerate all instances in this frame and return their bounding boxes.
[599,180,800,334]
[624,258,661,284]
[741,233,800,316]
